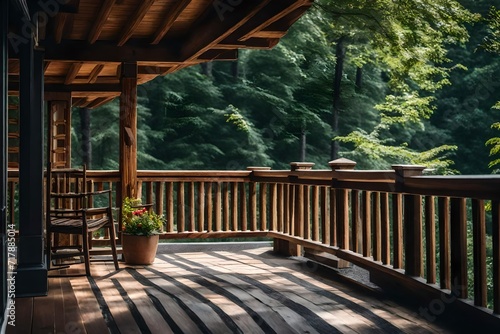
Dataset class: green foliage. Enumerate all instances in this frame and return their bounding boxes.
[122,197,164,236]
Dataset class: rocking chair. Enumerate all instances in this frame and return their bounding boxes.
[46,163,119,276]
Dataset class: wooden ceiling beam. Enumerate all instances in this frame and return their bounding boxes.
[40,39,180,62]
[198,49,238,61]
[54,13,68,43]
[46,83,121,93]
[217,37,280,50]
[117,0,155,46]
[64,62,83,85]
[88,0,116,44]
[237,0,308,42]
[88,64,105,84]
[138,66,172,75]
[180,0,271,61]
[151,0,192,45]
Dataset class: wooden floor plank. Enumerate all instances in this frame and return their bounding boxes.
[70,277,110,334]
[11,245,457,334]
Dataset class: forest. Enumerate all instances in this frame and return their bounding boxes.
[71,0,500,176]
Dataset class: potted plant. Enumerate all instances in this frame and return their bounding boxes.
[121,197,165,265]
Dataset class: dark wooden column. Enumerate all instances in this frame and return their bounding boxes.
[16,32,47,296]
[1,0,9,323]
[119,62,138,200]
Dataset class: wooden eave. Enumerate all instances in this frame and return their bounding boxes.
[8,0,313,108]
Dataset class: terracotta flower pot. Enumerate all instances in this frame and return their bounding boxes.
[122,234,159,265]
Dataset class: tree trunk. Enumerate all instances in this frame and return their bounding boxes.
[331,37,346,160]
[231,60,239,79]
[355,66,363,91]
[79,107,91,168]
[300,129,306,162]
[200,62,213,77]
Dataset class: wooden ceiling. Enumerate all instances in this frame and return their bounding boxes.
[8,0,313,108]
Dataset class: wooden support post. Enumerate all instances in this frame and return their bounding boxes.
[17,35,48,296]
[119,62,138,200]
[1,0,8,314]
[451,197,468,298]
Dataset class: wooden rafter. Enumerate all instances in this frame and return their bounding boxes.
[180,0,271,61]
[117,0,156,46]
[88,0,116,44]
[199,49,238,61]
[138,66,172,75]
[85,96,116,109]
[238,0,308,42]
[54,13,68,44]
[88,64,105,84]
[64,62,83,85]
[151,0,192,45]
[71,98,87,108]
[44,61,50,73]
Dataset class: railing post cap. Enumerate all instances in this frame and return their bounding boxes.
[246,166,272,171]
[328,158,356,170]
[290,162,315,171]
[391,164,426,177]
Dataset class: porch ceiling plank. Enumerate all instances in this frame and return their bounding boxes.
[87,0,116,44]
[180,0,271,61]
[71,98,87,107]
[44,61,50,73]
[237,0,310,42]
[117,0,156,47]
[64,62,84,85]
[151,0,193,45]
[54,13,69,44]
[88,64,105,84]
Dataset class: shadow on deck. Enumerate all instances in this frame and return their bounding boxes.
[9,243,460,333]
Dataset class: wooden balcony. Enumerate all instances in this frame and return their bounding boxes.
[6,162,500,332]
[9,243,458,333]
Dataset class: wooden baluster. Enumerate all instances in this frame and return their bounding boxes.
[9,181,15,226]
[320,186,330,245]
[289,184,295,236]
[215,182,222,232]
[239,183,247,231]
[425,196,436,284]
[166,182,174,232]
[312,186,319,242]
[231,182,238,231]
[197,182,205,232]
[492,200,500,314]
[295,185,304,239]
[438,197,451,289]
[404,194,423,277]
[260,183,267,231]
[155,182,164,225]
[284,184,289,234]
[351,190,360,253]
[146,181,153,208]
[450,198,467,298]
[330,188,336,246]
[177,182,185,233]
[337,188,349,249]
[303,185,310,240]
[270,183,277,232]
[249,181,257,231]
[277,183,284,232]
[223,182,230,231]
[189,182,195,232]
[381,192,390,265]
[373,192,381,261]
[392,193,403,269]
[472,199,487,307]
[362,191,371,257]
[206,182,213,232]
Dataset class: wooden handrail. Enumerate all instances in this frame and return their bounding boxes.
[6,164,500,326]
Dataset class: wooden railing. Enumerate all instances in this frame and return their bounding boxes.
[7,161,500,326]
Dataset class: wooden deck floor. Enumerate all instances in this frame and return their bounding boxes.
[8,245,453,334]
